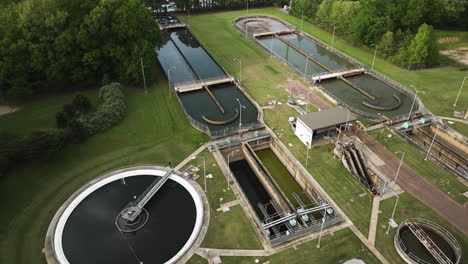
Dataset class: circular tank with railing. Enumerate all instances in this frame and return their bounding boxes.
[394,218,462,264]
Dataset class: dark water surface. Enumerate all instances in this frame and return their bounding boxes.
[62,175,196,264]
[157,34,199,85]
[169,29,226,80]
[178,84,258,131]
[321,74,413,117]
[229,159,273,220]
[399,226,457,263]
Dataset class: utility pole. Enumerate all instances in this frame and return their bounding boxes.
[425,124,440,161]
[371,44,378,70]
[331,25,336,47]
[453,76,467,107]
[140,57,147,94]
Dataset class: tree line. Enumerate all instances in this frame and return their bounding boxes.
[142,0,280,13]
[0,0,162,99]
[290,0,468,68]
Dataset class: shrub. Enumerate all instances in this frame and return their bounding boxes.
[80,83,127,134]
[21,129,67,161]
[56,111,69,128]
[72,94,92,114]
[66,119,88,143]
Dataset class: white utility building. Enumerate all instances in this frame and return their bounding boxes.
[295,107,356,146]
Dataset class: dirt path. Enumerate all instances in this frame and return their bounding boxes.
[281,80,332,110]
[359,133,468,235]
[0,105,18,116]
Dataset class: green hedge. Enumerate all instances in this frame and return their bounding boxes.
[80,83,127,134]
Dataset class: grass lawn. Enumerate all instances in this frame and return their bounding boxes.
[182,8,468,137]
[220,228,380,264]
[368,129,468,204]
[375,193,468,264]
[447,122,468,138]
[181,149,262,249]
[0,89,100,136]
[0,67,209,264]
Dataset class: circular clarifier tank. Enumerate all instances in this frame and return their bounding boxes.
[394,219,462,264]
[46,166,205,264]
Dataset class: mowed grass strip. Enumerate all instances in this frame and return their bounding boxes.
[219,228,380,264]
[0,67,208,264]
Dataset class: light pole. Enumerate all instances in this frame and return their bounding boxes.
[393,151,405,184]
[303,57,309,82]
[331,24,336,47]
[233,58,242,85]
[227,150,239,189]
[300,133,313,168]
[453,76,467,107]
[337,108,350,141]
[316,212,326,248]
[385,150,404,234]
[424,124,440,161]
[385,191,399,235]
[140,57,147,94]
[168,66,176,95]
[407,85,425,121]
[371,44,378,70]
[192,156,206,192]
[236,98,246,131]
[306,90,317,113]
[246,0,249,14]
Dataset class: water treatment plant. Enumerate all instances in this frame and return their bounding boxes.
[8,7,462,264]
[234,16,420,120]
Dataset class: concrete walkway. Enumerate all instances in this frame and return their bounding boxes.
[175,143,209,171]
[349,225,390,264]
[438,116,468,124]
[367,196,381,246]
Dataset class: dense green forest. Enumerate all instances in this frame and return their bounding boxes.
[290,0,468,68]
[0,0,162,99]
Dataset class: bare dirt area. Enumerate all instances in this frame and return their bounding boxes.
[437,37,460,44]
[0,105,18,116]
[281,79,331,110]
[440,47,468,65]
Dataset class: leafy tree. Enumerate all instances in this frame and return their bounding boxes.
[379,31,396,57]
[79,0,162,84]
[290,0,323,22]
[406,24,438,67]
[22,129,66,160]
[72,94,92,114]
[56,111,69,128]
[66,119,88,143]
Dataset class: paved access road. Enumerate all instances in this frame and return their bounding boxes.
[359,133,468,236]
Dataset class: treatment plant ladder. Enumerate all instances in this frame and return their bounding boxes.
[122,170,174,222]
[406,221,453,264]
